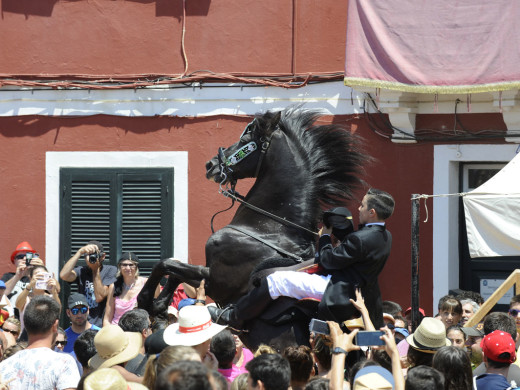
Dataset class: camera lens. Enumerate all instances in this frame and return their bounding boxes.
[88,253,98,264]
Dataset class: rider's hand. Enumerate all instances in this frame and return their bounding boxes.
[319,225,333,236]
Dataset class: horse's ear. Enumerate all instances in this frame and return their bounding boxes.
[266,111,282,134]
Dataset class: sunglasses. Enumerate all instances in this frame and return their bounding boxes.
[71,306,88,315]
[120,263,137,268]
[509,309,520,317]
[15,253,27,260]
[55,340,67,347]
[2,328,19,336]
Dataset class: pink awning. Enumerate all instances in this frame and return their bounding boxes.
[344,1,520,94]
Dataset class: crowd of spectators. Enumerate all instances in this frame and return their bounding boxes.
[1,240,519,390]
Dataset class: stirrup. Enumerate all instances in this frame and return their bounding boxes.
[213,304,234,324]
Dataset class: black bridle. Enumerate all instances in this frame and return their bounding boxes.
[216,119,272,190]
[210,120,319,262]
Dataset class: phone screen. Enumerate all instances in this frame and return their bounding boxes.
[309,319,330,335]
[355,331,385,346]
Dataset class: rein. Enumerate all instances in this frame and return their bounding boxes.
[221,189,319,237]
[227,225,304,263]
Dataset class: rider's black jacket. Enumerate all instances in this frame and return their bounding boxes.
[317,224,392,329]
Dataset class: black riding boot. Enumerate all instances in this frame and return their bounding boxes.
[208,278,272,329]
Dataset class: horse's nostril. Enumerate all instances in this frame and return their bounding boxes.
[205,160,213,171]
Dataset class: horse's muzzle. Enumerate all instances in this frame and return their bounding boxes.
[205,157,224,182]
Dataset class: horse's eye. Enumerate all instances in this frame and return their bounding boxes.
[240,133,252,143]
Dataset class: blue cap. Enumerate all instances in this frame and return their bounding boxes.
[177,298,196,311]
[394,327,410,338]
[0,281,6,289]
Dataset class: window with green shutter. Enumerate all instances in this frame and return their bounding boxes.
[58,168,173,303]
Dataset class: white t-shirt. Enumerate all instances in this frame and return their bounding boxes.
[0,347,80,390]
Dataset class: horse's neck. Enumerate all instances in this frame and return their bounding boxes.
[237,137,315,230]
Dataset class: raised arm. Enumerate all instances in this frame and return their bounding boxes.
[60,247,88,282]
[380,326,405,390]
[92,265,112,303]
[328,321,360,390]
[103,283,116,327]
[350,288,376,331]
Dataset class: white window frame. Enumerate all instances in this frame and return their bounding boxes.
[45,151,188,278]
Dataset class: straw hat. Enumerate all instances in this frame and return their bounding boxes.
[383,313,396,324]
[83,368,148,390]
[343,316,365,330]
[163,305,226,347]
[89,325,142,369]
[406,317,450,353]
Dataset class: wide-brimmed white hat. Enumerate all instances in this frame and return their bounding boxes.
[406,317,451,353]
[89,325,142,369]
[163,305,226,346]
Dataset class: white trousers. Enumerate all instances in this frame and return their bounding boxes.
[266,271,331,300]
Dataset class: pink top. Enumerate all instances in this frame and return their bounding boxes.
[218,348,254,383]
[111,294,138,325]
[218,365,248,384]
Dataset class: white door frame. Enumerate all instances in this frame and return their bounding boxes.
[432,144,519,310]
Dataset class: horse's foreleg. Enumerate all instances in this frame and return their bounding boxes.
[150,276,181,331]
[137,258,211,329]
[137,258,171,313]
[161,259,211,295]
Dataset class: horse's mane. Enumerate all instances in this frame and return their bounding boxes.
[256,107,369,213]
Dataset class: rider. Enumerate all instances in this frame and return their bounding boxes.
[209,188,395,329]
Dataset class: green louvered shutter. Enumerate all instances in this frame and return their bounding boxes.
[59,168,173,324]
[119,173,172,278]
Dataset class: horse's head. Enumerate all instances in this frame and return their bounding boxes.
[205,111,281,186]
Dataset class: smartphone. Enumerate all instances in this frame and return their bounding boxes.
[309,319,330,335]
[355,331,385,346]
[35,272,51,290]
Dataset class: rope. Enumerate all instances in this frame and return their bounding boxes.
[411,193,468,223]
[410,192,520,223]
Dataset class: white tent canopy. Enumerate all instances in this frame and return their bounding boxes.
[463,152,520,258]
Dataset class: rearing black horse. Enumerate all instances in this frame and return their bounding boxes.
[138,107,367,348]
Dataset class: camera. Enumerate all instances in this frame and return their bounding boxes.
[88,252,99,264]
[25,252,40,266]
[26,252,33,266]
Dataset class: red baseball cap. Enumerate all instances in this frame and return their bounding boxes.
[10,241,36,263]
[481,330,516,363]
[405,307,426,316]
